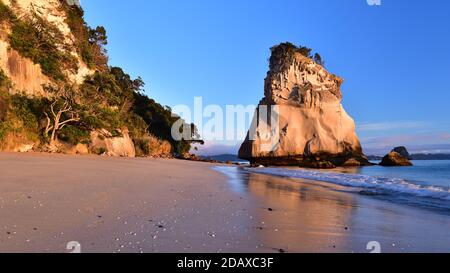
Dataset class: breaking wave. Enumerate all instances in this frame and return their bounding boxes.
[246,167,450,202]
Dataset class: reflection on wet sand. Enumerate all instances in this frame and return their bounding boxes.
[227,168,359,252]
[217,166,450,253]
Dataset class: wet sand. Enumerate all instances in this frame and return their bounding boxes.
[217,167,450,253]
[0,153,449,253]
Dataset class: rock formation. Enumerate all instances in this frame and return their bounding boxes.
[239,43,369,168]
[90,128,136,158]
[0,0,93,96]
[380,152,413,167]
[392,146,411,160]
[0,1,184,158]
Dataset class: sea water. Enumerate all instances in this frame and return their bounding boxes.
[231,160,450,212]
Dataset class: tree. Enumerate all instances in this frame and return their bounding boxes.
[89,26,108,46]
[314,53,325,66]
[43,85,80,149]
[88,26,108,70]
[297,46,313,58]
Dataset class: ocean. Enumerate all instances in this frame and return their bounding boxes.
[217,160,450,213]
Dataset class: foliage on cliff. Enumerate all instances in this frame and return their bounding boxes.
[269,42,325,70]
[61,2,108,70]
[1,2,77,81]
[0,1,201,155]
[0,69,44,148]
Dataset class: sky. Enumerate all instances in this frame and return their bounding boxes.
[82,0,450,155]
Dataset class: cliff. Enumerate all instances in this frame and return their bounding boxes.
[0,0,92,96]
[0,0,198,156]
[239,43,369,168]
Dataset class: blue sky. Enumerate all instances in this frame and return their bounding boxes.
[82,0,450,155]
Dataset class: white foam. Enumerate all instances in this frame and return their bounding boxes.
[246,167,450,201]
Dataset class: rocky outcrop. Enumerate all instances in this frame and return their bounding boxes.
[0,41,50,96]
[239,43,369,168]
[13,143,34,153]
[392,146,411,160]
[0,0,93,97]
[136,135,172,157]
[60,143,89,155]
[380,152,413,167]
[90,128,136,158]
[0,131,36,152]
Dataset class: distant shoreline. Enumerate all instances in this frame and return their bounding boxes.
[367,154,450,161]
[201,153,450,165]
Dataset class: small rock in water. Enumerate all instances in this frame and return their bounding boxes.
[268,208,273,212]
[278,248,286,253]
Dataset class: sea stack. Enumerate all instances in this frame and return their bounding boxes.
[239,43,369,168]
[380,147,413,167]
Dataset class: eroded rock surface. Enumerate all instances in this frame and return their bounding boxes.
[90,128,136,158]
[380,152,413,167]
[239,43,369,168]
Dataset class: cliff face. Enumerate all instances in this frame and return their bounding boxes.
[239,44,369,168]
[0,0,185,157]
[0,0,92,96]
[0,0,198,157]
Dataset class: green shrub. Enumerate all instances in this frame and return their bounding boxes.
[0,93,42,144]
[10,95,43,130]
[0,1,15,23]
[0,121,9,140]
[58,125,90,145]
[0,69,7,85]
[62,3,108,70]
[269,42,324,70]
[8,14,76,81]
[0,69,10,93]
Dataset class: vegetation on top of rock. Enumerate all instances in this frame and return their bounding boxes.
[132,91,203,155]
[0,92,44,148]
[313,53,325,66]
[61,2,108,71]
[0,69,8,89]
[392,146,411,160]
[7,12,78,81]
[0,1,15,23]
[269,42,325,70]
[0,69,9,138]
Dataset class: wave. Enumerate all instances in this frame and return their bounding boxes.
[246,167,450,202]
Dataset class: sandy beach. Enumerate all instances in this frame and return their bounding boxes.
[1,153,450,253]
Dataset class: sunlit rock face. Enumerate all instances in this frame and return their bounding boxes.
[0,0,93,96]
[239,43,369,168]
[380,152,413,167]
[90,128,136,158]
